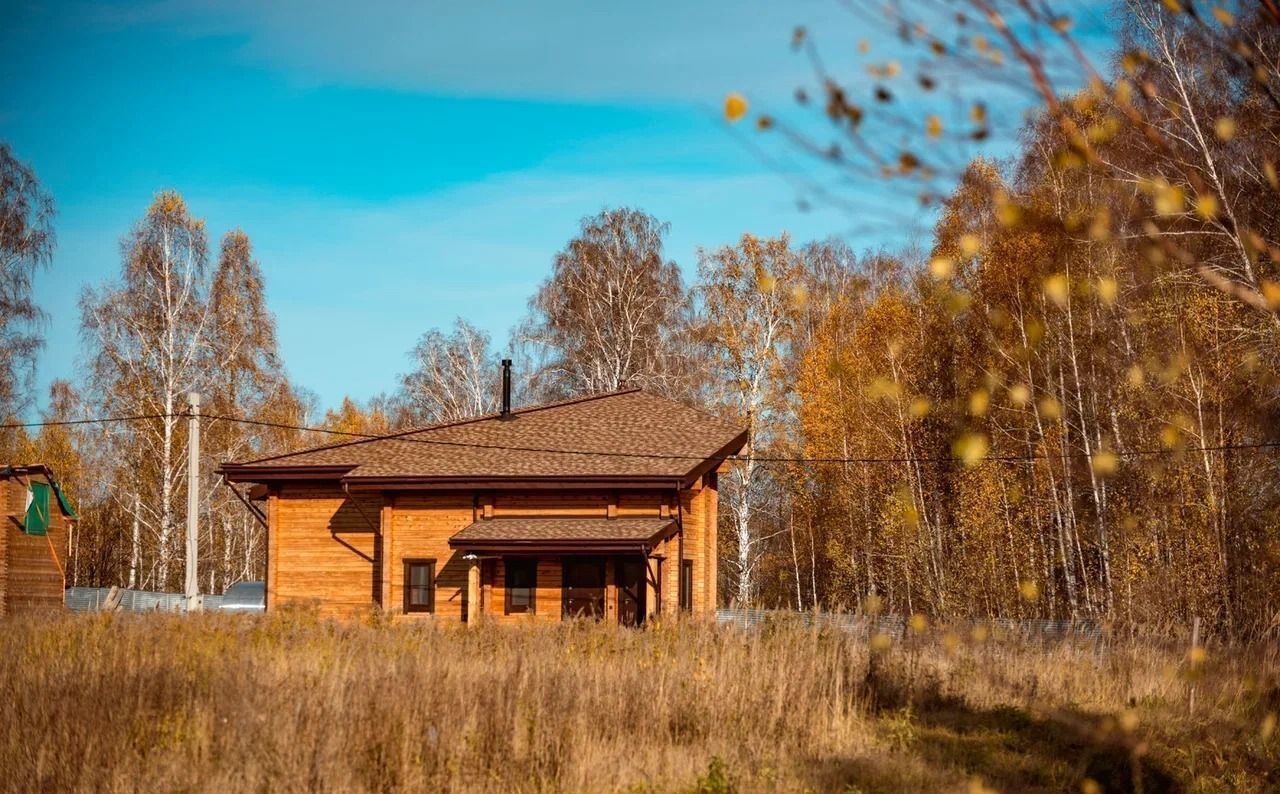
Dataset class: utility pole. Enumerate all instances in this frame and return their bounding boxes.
[185,392,201,612]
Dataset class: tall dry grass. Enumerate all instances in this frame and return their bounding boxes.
[1,610,1276,792]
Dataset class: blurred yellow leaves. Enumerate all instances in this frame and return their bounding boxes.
[1008,383,1031,406]
[1260,280,1280,310]
[929,256,954,280]
[1096,276,1118,305]
[1214,116,1236,141]
[908,613,928,633]
[1038,395,1062,421]
[1043,273,1070,307]
[1195,193,1219,220]
[926,114,943,139]
[959,234,981,258]
[1091,449,1118,477]
[909,397,932,418]
[968,389,990,416]
[1150,179,1186,216]
[870,633,893,652]
[953,432,989,466]
[724,93,748,122]
[1019,580,1040,601]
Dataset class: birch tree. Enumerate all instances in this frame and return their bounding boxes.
[400,318,498,423]
[696,234,803,605]
[521,208,691,400]
[81,192,217,590]
[0,143,55,419]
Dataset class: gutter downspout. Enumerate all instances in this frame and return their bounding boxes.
[675,482,685,613]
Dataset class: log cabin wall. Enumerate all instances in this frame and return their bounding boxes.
[1,472,68,616]
[266,472,722,621]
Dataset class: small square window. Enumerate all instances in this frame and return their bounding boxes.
[403,560,435,613]
[505,558,537,615]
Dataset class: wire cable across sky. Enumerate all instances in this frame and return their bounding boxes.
[4,411,1280,467]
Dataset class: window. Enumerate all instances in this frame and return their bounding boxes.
[24,481,51,536]
[505,558,537,615]
[403,560,435,613]
[680,559,693,611]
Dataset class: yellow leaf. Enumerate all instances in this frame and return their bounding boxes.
[926,114,942,139]
[1214,116,1236,141]
[929,256,954,280]
[1261,280,1280,309]
[1264,160,1278,191]
[1161,424,1181,448]
[1262,712,1277,740]
[1043,273,1069,307]
[970,624,989,643]
[959,233,981,257]
[863,594,883,615]
[953,432,989,466]
[1195,193,1219,220]
[1212,7,1235,26]
[1091,449,1118,476]
[724,93,749,122]
[870,632,892,651]
[909,613,928,633]
[1127,364,1145,387]
[1187,646,1207,665]
[1019,580,1040,601]
[1096,276,1118,305]
[909,397,932,418]
[1008,383,1030,406]
[1153,180,1186,215]
[1038,395,1062,421]
[968,389,990,416]
[1082,778,1103,794]
[1089,208,1111,241]
[757,271,777,293]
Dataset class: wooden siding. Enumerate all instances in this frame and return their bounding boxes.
[389,494,473,621]
[1,473,68,616]
[266,474,722,621]
[270,486,379,617]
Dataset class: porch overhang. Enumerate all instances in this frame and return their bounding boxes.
[448,517,678,554]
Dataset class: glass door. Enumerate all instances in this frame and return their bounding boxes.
[561,557,606,619]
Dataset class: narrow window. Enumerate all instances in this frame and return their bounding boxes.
[24,481,51,536]
[680,559,693,611]
[505,558,537,615]
[403,560,435,613]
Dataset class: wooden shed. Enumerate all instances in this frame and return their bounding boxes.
[1,464,75,616]
[220,375,747,624]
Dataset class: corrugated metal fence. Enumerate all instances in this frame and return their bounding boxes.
[716,607,1104,644]
[65,587,225,612]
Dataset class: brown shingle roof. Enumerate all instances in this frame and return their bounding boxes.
[450,517,676,549]
[220,389,746,485]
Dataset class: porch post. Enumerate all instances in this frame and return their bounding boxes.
[467,557,481,625]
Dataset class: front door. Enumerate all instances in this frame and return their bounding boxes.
[616,557,646,626]
[562,557,606,619]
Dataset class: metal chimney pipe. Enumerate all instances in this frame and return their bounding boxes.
[500,359,513,420]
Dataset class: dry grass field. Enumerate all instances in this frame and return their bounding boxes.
[1,611,1277,793]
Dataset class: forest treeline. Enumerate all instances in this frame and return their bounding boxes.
[2,1,1278,636]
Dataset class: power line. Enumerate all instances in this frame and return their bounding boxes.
[0,413,178,430]
[6,409,1280,466]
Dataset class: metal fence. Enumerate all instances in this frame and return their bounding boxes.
[65,587,225,613]
[715,607,1104,644]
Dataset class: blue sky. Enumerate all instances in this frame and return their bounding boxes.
[2,0,1116,415]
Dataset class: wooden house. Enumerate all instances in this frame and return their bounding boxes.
[219,368,746,623]
[1,464,75,616]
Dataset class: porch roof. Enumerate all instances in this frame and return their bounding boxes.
[449,517,677,552]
